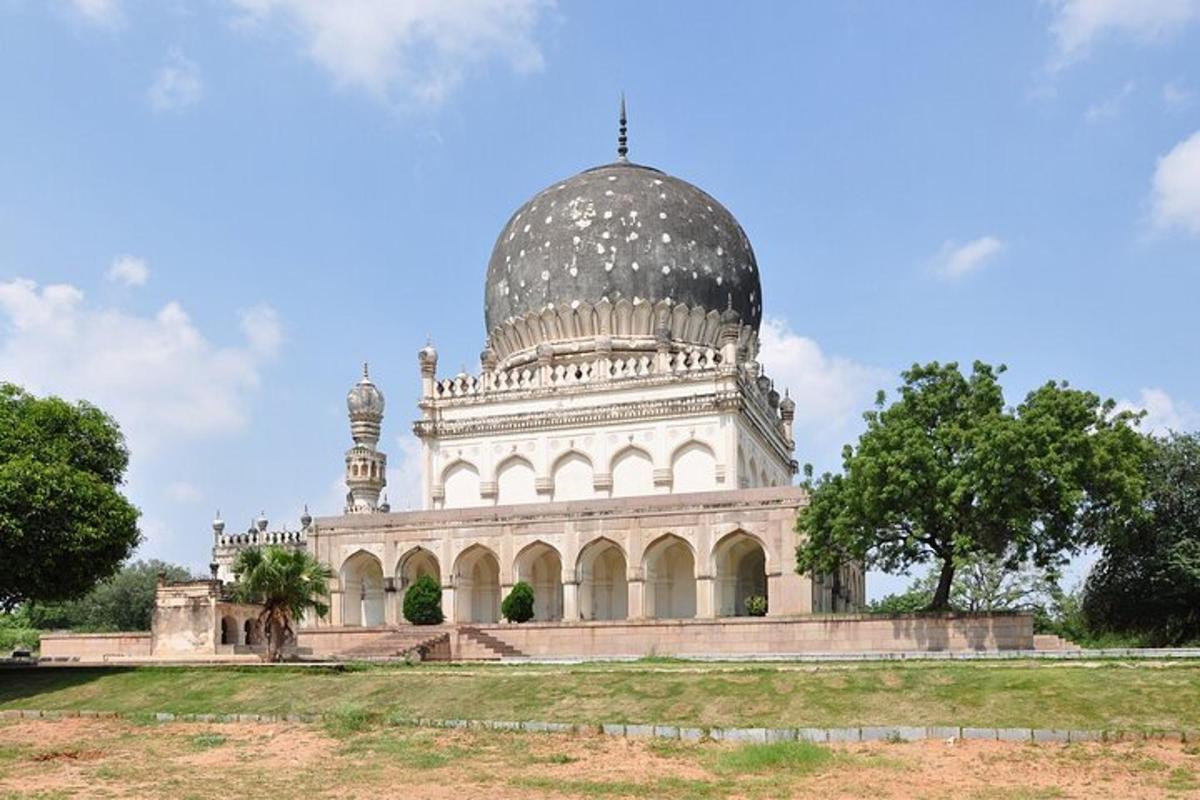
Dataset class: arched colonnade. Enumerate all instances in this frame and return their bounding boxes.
[336,530,775,626]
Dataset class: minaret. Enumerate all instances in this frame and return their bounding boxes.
[345,362,387,514]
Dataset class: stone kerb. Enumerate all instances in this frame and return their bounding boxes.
[3,709,1192,747]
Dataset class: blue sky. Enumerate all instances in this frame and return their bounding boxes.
[1,1,1198,598]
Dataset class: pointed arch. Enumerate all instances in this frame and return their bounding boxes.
[576,537,628,621]
[496,454,537,505]
[610,445,654,498]
[670,440,717,493]
[340,549,385,627]
[220,616,239,646]
[711,530,769,617]
[442,460,481,509]
[552,450,594,501]
[452,544,500,623]
[642,534,696,619]
[513,540,564,621]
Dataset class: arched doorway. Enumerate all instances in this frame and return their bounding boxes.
[453,546,500,623]
[397,547,441,622]
[220,615,238,645]
[713,531,768,617]
[513,542,563,621]
[341,551,386,627]
[643,535,696,619]
[243,618,264,645]
[577,538,628,620]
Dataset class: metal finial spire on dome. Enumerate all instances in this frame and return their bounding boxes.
[362,361,370,379]
[617,93,628,161]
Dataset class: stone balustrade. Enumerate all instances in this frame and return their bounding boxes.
[431,347,726,400]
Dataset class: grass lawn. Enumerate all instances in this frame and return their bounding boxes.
[1,716,1198,799]
[2,659,1199,731]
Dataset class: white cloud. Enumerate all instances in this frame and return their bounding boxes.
[757,317,891,474]
[1116,387,1200,435]
[165,481,204,504]
[1151,129,1200,236]
[106,254,150,287]
[239,304,284,356]
[0,277,282,457]
[1163,81,1194,109]
[1049,0,1199,68]
[386,434,424,511]
[1084,80,1136,123]
[228,0,551,105]
[931,236,1006,280]
[148,49,203,113]
[66,0,122,28]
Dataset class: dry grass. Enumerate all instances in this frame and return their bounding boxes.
[1,717,1199,799]
[3,659,1200,732]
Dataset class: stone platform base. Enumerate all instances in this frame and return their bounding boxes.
[443,613,1034,660]
[36,613,1034,664]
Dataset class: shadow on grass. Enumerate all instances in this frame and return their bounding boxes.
[0,666,122,706]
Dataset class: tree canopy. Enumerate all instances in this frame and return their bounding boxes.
[868,555,1060,615]
[231,546,331,661]
[25,559,193,631]
[1082,432,1200,645]
[0,383,140,610]
[796,361,1148,609]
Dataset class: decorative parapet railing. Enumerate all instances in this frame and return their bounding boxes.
[431,346,725,400]
[215,528,308,549]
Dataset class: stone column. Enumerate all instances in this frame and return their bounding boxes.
[696,574,716,618]
[441,586,456,623]
[562,580,579,621]
[384,579,399,626]
[329,590,344,626]
[627,577,644,619]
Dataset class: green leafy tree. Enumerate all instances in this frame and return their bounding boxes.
[797,362,1148,610]
[868,555,1060,615]
[0,384,140,609]
[501,581,535,623]
[1083,433,1200,645]
[867,588,931,614]
[403,574,445,625]
[26,559,194,631]
[230,546,332,662]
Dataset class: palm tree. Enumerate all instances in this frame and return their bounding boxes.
[230,546,332,662]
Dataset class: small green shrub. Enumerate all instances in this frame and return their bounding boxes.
[0,627,40,653]
[501,581,535,623]
[403,574,444,625]
[324,703,379,737]
[711,741,831,775]
[190,733,227,749]
[745,595,768,617]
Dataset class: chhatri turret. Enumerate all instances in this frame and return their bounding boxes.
[344,362,387,513]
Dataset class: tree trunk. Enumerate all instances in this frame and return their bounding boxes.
[266,615,285,663]
[929,558,955,611]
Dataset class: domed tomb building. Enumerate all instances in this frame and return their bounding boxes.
[208,110,866,657]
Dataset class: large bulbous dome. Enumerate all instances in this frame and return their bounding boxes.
[483,160,761,363]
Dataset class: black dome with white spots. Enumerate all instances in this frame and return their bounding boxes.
[484,161,761,337]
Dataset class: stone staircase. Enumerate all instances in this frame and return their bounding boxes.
[1033,634,1081,652]
[457,626,527,660]
[338,627,453,661]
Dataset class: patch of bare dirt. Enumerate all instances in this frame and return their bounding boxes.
[1,718,1198,799]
